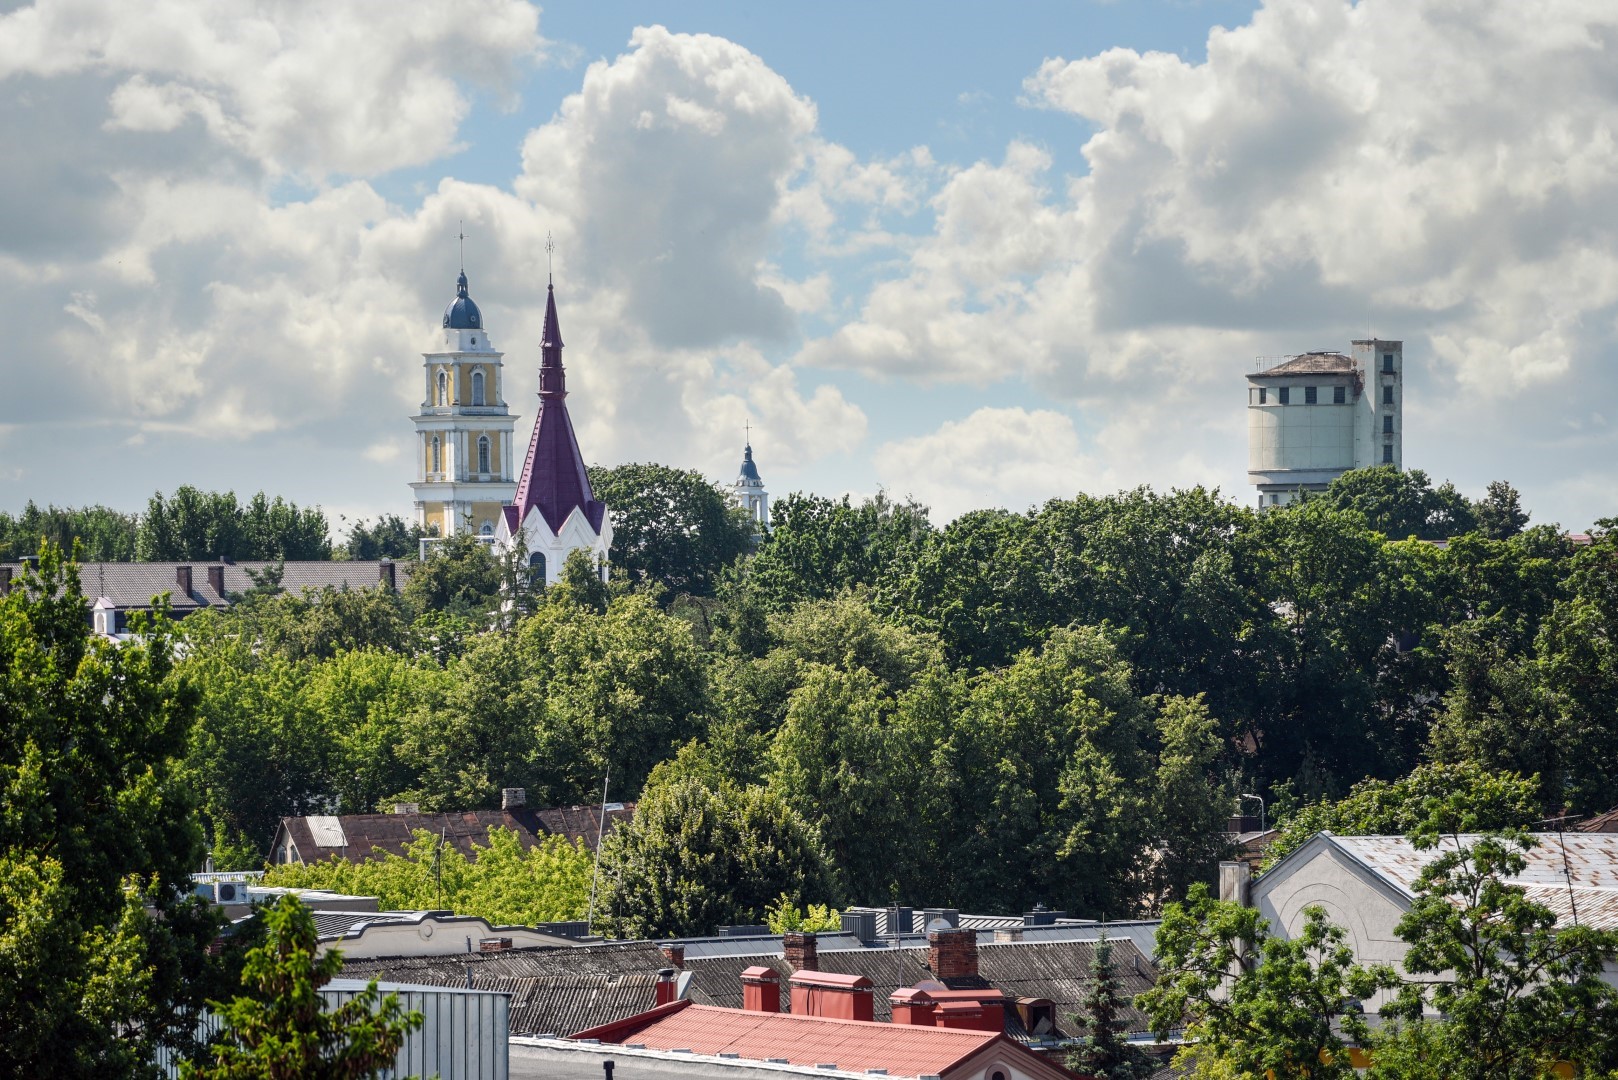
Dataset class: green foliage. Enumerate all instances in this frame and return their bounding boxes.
[1067,936,1155,1080]
[183,895,421,1080]
[341,514,427,560]
[0,544,226,1077]
[138,486,332,561]
[594,767,837,938]
[549,547,609,614]
[747,491,933,613]
[1141,884,1400,1080]
[588,462,755,598]
[765,894,842,933]
[1473,480,1530,540]
[0,500,138,560]
[1379,831,1618,1080]
[1318,465,1478,541]
[401,531,500,619]
[262,828,593,925]
[1266,762,1542,867]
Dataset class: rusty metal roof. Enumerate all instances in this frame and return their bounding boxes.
[1330,833,1618,930]
[1249,351,1358,378]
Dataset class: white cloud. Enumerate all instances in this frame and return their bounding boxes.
[876,407,1095,522]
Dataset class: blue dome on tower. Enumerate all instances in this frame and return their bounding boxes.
[442,270,483,330]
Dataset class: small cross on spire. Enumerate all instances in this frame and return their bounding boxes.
[457,220,466,271]
[744,419,751,447]
[545,232,555,285]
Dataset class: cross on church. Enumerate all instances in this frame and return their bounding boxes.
[458,220,466,270]
[545,232,555,284]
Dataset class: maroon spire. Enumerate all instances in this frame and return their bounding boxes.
[509,283,606,536]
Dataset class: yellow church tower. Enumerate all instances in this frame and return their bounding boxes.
[409,267,519,540]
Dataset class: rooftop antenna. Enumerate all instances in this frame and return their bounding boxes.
[458,220,466,272]
[545,231,555,286]
[587,765,610,927]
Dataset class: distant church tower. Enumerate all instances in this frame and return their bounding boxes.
[494,278,612,585]
[731,433,768,530]
[410,267,518,538]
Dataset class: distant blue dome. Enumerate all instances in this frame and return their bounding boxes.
[443,270,483,330]
[738,443,762,483]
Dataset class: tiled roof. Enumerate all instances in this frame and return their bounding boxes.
[471,972,663,1037]
[1328,833,1618,930]
[341,940,672,984]
[277,803,633,863]
[1577,809,1618,833]
[71,560,405,612]
[1251,352,1357,377]
[574,1001,1004,1078]
[686,938,1158,1038]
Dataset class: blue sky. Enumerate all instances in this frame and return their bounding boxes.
[1,0,1614,533]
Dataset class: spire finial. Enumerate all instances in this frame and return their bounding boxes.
[458,220,466,272]
[545,231,555,286]
[745,419,751,448]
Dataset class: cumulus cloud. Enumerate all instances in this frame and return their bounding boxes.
[876,407,1095,522]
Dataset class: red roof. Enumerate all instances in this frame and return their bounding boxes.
[572,1001,1071,1079]
[509,284,607,536]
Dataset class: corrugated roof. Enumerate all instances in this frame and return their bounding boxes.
[1251,352,1358,377]
[472,972,662,1037]
[1330,833,1618,930]
[575,1002,1002,1077]
[342,939,672,984]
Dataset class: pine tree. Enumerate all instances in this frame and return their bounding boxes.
[1068,935,1156,1080]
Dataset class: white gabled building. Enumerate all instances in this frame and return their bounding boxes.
[1246,338,1404,507]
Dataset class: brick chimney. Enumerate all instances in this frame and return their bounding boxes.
[741,966,781,1013]
[928,927,978,980]
[501,787,526,810]
[0,566,11,594]
[379,559,396,590]
[175,565,193,595]
[789,971,873,1022]
[655,968,678,1006]
[935,1000,983,1030]
[890,988,936,1027]
[206,562,225,597]
[783,931,818,972]
[478,937,513,953]
[660,944,686,970]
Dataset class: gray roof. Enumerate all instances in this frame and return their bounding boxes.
[1250,351,1357,378]
[71,560,405,613]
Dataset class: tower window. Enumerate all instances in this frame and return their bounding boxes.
[1258,387,1267,404]
[1384,415,1394,434]
[1334,386,1346,404]
[528,551,546,587]
[1383,353,1395,371]
[1305,386,1317,404]
[1278,387,1291,405]
[478,435,491,474]
[1383,444,1394,463]
[472,370,486,407]
[437,371,447,406]
[431,436,441,474]
[1383,385,1394,405]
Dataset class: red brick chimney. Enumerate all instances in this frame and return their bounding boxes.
[928,927,978,980]
[655,968,678,1006]
[789,971,874,1022]
[890,988,936,1027]
[783,931,818,972]
[935,999,983,1030]
[175,565,193,595]
[741,966,781,1013]
[659,944,686,970]
[206,562,225,597]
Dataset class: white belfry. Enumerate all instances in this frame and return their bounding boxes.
[731,435,769,531]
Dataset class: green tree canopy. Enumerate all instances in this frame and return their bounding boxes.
[1317,465,1478,541]
[138,486,332,561]
[401,530,500,619]
[0,501,138,561]
[588,462,755,598]
[341,514,428,560]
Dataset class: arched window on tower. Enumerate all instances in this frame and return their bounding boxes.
[430,436,441,475]
[477,435,491,475]
[528,551,546,588]
[472,370,486,407]
[437,371,447,406]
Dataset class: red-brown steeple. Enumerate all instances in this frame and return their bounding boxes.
[506,283,607,535]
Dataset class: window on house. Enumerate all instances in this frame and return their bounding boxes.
[431,436,441,474]
[1384,415,1394,434]
[1278,387,1291,405]
[472,370,486,407]
[478,435,491,474]
[1383,353,1395,372]
[1383,385,1394,405]
[1383,444,1394,463]
[437,371,447,406]
[1305,386,1318,404]
[1334,386,1346,404]
[480,521,493,536]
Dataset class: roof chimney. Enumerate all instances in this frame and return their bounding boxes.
[379,559,396,590]
[393,802,420,815]
[741,966,781,1014]
[0,566,11,594]
[478,937,513,953]
[660,944,686,970]
[175,565,193,595]
[934,1000,983,1030]
[927,927,978,981]
[1220,861,1252,907]
[783,931,818,973]
[502,787,527,810]
[206,563,225,597]
[789,971,874,1022]
[655,968,678,1007]
[889,988,936,1027]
